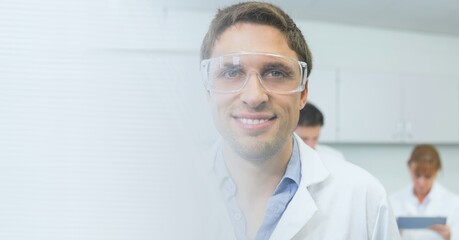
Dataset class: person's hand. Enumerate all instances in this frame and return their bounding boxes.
[430,224,451,240]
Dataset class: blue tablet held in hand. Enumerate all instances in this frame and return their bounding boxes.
[397,216,447,229]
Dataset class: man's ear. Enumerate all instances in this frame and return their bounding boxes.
[299,80,308,109]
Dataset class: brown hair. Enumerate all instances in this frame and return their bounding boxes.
[200,1,313,77]
[408,144,442,173]
[298,102,324,127]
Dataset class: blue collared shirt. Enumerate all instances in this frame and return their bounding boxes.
[214,137,301,240]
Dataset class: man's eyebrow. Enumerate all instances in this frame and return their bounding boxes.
[261,62,292,70]
[263,62,287,67]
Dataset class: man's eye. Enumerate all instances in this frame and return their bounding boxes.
[220,69,242,79]
[266,70,286,78]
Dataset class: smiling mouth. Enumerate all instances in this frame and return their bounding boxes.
[238,118,270,125]
[235,115,277,125]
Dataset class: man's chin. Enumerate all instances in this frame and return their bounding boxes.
[229,139,278,162]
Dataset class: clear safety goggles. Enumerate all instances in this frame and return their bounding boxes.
[200,51,308,94]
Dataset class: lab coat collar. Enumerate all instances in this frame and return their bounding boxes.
[270,133,331,240]
[206,135,331,240]
[293,133,330,187]
[208,135,330,186]
[406,181,444,206]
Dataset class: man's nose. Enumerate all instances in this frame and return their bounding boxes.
[239,72,268,108]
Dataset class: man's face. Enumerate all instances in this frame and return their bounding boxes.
[294,125,321,149]
[409,163,437,198]
[207,23,307,161]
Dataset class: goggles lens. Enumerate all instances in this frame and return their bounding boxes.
[201,52,307,94]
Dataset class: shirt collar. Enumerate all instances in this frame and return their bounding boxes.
[273,137,301,194]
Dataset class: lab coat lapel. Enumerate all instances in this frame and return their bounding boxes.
[270,134,330,240]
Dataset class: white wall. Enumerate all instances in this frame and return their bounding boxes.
[290,21,459,195]
[299,21,459,77]
[292,21,459,195]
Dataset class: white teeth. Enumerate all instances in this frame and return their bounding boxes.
[239,118,269,124]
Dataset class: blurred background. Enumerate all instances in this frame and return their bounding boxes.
[1,0,459,239]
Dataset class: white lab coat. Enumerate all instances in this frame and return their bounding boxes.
[200,134,400,240]
[390,183,459,240]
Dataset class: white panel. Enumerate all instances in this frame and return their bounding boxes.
[307,67,338,142]
[0,1,215,239]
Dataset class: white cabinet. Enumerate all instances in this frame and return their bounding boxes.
[402,74,459,143]
[338,70,403,143]
[338,70,459,143]
[307,67,338,142]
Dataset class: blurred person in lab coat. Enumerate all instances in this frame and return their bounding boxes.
[295,102,346,163]
[390,144,459,240]
[199,1,400,239]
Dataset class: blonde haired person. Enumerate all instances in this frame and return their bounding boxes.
[390,144,459,240]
